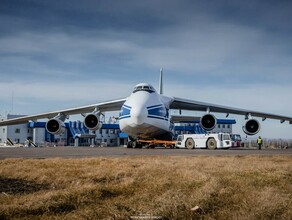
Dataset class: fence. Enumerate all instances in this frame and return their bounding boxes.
[242,139,292,149]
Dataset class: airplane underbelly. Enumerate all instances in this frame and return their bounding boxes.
[119,117,170,139]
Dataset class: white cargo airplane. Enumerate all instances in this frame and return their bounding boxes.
[1,69,292,148]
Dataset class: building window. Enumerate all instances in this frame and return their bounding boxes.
[3,128,5,133]
[227,125,230,129]
[218,125,221,128]
[15,128,20,133]
[222,125,225,129]
[0,138,2,143]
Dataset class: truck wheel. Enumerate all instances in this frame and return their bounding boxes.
[207,138,217,149]
[185,138,194,149]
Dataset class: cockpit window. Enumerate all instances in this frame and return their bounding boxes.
[133,85,155,93]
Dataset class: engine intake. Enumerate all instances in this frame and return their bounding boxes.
[200,114,217,131]
[243,119,260,135]
[84,112,102,130]
[46,118,66,134]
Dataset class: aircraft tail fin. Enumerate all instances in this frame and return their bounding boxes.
[159,68,163,95]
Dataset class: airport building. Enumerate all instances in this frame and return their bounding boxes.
[0,115,34,145]
[0,114,235,146]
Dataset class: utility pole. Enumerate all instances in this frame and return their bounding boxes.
[11,91,14,114]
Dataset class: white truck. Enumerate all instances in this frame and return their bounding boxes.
[175,133,232,149]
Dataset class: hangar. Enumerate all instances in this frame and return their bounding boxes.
[0,114,235,147]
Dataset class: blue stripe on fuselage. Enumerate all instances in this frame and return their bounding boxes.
[119,104,170,121]
[147,104,163,109]
[148,115,169,121]
[119,105,132,120]
[147,105,169,121]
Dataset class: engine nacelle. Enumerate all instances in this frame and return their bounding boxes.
[84,112,102,130]
[243,119,260,135]
[200,114,217,131]
[46,118,66,134]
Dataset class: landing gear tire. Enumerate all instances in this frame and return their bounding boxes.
[207,138,217,150]
[148,144,155,149]
[132,141,137,148]
[127,141,132,148]
[132,141,142,149]
[185,138,195,149]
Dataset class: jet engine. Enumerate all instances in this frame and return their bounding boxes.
[84,111,102,130]
[46,118,66,134]
[243,118,260,135]
[200,114,217,131]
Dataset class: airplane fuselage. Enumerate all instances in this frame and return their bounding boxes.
[119,83,174,140]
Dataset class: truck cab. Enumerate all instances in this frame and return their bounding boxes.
[230,134,242,147]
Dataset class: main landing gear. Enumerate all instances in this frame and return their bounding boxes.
[127,141,142,148]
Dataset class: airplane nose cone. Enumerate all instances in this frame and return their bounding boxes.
[131,105,147,125]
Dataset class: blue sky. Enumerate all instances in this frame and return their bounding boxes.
[0,0,292,138]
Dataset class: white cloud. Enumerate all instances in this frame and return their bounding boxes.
[0,80,132,114]
[1,21,291,82]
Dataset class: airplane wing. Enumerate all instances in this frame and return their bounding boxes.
[0,98,127,126]
[171,115,201,122]
[170,97,292,123]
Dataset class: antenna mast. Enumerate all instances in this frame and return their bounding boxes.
[11,91,14,114]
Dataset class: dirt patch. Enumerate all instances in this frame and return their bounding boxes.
[0,177,50,195]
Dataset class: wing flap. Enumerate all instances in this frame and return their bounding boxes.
[171,115,201,122]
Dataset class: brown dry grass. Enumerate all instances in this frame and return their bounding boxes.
[0,155,291,220]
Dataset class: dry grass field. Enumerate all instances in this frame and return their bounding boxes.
[0,155,291,220]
